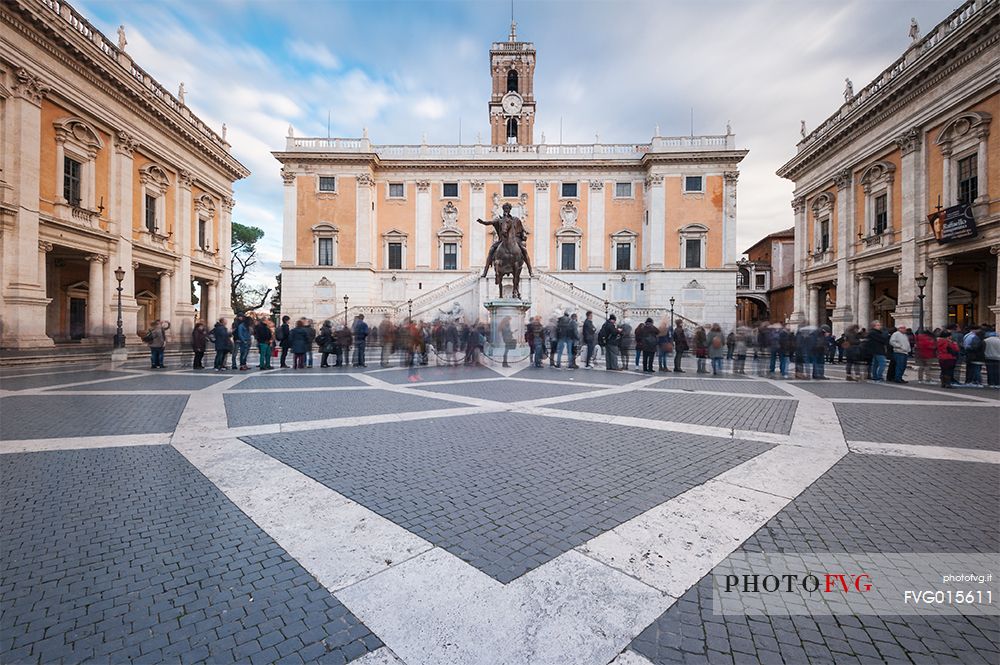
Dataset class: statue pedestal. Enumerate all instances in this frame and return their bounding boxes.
[484,298,531,363]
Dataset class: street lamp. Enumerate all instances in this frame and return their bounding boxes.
[915,272,928,332]
[114,265,126,348]
[669,297,676,327]
[407,298,413,321]
[343,294,349,326]
[603,299,609,321]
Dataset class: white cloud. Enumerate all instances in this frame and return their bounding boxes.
[412,95,447,120]
[287,40,340,70]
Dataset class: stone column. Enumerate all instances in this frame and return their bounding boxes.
[470,181,486,268]
[930,258,951,330]
[355,175,374,268]
[158,269,174,324]
[976,128,989,203]
[113,131,139,340]
[586,180,605,270]
[533,180,550,270]
[86,254,108,338]
[977,266,990,324]
[893,125,923,329]
[219,195,235,319]
[3,67,53,347]
[991,245,1000,325]
[414,180,431,269]
[856,274,872,326]
[722,171,739,267]
[789,196,807,325]
[807,285,820,326]
[831,169,853,335]
[645,175,665,269]
[281,168,297,265]
[206,280,219,327]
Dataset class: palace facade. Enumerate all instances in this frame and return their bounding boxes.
[778,0,999,334]
[274,24,746,329]
[1,0,249,349]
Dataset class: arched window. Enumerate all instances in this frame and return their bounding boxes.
[506,117,518,143]
[507,69,518,92]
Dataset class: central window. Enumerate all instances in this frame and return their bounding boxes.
[615,182,632,198]
[388,242,403,270]
[443,243,457,270]
[318,176,336,192]
[561,182,577,198]
[616,243,631,271]
[63,156,82,205]
[561,242,576,270]
[503,183,519,198]
[957,155,978,206]
[684,175,704,193]
[874,194,887,234]
[684,238,701,269]
[819,219,830,251]
[388,182,405,198]
[198,219,208,250]
[318,237,334,266]
[442,182,459,198]
[144,193,157,233]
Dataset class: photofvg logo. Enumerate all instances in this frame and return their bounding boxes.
[712,553,999,617]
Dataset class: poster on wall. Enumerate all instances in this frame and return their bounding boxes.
[927,203,977,243]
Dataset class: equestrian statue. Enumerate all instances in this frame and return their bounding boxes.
[477,202,533,299]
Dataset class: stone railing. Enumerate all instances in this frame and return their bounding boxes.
[860,228,896,250]
[286,135,735,159]
[401,272,481,315]
[796,0,992,153]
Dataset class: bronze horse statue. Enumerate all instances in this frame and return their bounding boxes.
[477,203,532,299]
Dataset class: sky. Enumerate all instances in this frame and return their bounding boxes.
[77,0,959,288]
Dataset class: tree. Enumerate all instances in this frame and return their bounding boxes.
[231,222,272,314]
[269,273,282,323]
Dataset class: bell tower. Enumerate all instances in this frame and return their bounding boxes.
[489,21,535,146]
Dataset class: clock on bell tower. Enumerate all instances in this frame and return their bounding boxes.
[489,21,535,146]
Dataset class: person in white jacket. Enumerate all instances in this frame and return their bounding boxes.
[984,330,1000,387]
[889,325,911,383]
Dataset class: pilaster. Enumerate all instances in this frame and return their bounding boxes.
[831,169,853,335]
[894,127,924,329]
[281,168,297,264]
[355,175,374,268]
[175,170,195,333]
[722,171,738,267]
[220,195,235,320]
[415,180,431,269]
[789,196,807,325]
[533,180,550,270]
[470,181,486,268]
[586,180,605,270]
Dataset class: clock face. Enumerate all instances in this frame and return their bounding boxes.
[501,92,523,115]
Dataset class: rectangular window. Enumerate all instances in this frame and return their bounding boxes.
[63,156,82,205]
[388,182,405,198]
[874,194,888,234]
[615,243,631,270]
[755,274,766,289]
[388,242,403,270]
[684,238,701,268]
[615,182,632,198]
[442,182,459,198]
[443,243,457,270]
[560,242,576,270]
[820,219,830,251]
[683,175,703,193]
[145,194,157,233]
[503,182,519,198]
[318,238,334,266]
[561,182,577,198]
[957,155,978,206]
[198,219,207,249]
[318,176,336,192]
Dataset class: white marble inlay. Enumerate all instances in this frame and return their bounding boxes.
[849,440,1000,465]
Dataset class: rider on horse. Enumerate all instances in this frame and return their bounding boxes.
[477,203,533,278]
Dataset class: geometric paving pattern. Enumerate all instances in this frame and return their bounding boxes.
[629,453,1000,664]
[0,394,189,440]
[649,378,792,396]
[413,377,600,402]
[835,403,1000,450]
[0,446,381,665]
[242,412,774,583]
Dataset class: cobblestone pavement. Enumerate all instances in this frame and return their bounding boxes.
[0,394,189,440]
[551,391,799,434]
[836,403,1000,450]
[628,454,1000,665]
[242,412,773,583]
[1,446,381,665]
[0,358,996,665]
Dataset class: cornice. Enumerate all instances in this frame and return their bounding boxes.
[1,3,249,182]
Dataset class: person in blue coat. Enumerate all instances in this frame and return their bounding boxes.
[288,318,312,369]
[209,318,232,371]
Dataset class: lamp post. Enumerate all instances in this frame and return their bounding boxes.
[343,294,349,326]
[915,272,928,333]
[669,297,676,327]
[407,298,413,321]
[603,299,609,321]
[114,266,125,348]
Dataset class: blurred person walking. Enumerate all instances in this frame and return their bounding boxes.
[210,318,231,371]
[191,320,207,369]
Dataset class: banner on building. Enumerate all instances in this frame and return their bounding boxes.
[928,204,977,244]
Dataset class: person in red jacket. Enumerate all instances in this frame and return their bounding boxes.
[935,329,960,388]
[913,329,936,384]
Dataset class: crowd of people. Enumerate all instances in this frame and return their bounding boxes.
[140,311,1000,389]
